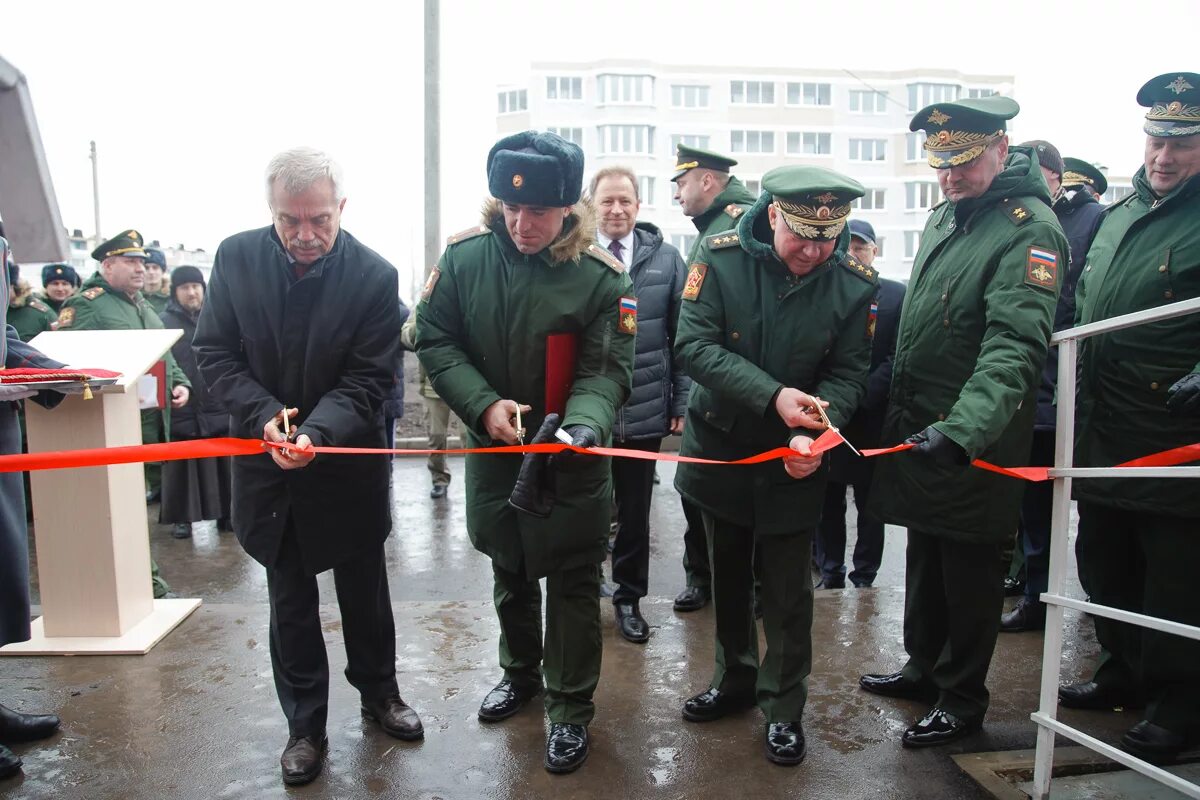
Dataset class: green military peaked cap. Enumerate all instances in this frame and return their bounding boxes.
[1061,157,1108,196]
[90,229,147,261]
[1137,72,1200,137]
[910,95,1020,168]
[762,165,864,240]
[671,144,737,181]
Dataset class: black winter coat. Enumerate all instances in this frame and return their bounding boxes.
[382,300,410,420]
[615,222,691,441]
[194,226,402,574]
[161,299,228,439]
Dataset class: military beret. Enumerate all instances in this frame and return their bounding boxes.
[1061,157,1108,196]
[910,95,1020,169]
[143,247,168,270]
[487,130,584,208]
[1020,140,1065,177]
[42,262,81,288]
[91,229,147,261]
[671,144,737,181]
[763,166,865,240]
[1137,73,1200,137]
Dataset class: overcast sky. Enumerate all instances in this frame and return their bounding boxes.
[4,0,1188,298]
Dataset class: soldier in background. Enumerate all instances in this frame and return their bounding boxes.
[141,246,171,316]
[6,263,56,343]
[37,263,81,314]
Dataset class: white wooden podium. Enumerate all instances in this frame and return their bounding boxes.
[1,329,202,656]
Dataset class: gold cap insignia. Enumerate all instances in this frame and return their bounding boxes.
[814,192,838,204]
[927,109,951,125]
[1167,76,1195,95]
[512,174,523,188]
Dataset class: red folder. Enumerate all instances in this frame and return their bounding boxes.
[544,333,578,416]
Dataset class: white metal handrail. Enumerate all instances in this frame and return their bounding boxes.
[1033,297,1200,800]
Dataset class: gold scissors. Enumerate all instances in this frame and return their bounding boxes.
[809,397,861,457]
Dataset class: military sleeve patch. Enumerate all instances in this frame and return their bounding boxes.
[618,296,638,335]
[840,255,877,284]
[725,204,745,219]
[1006,204,1033,225]
[445,225,490,246]
[1025,247,1059,290]
[682,263,708,302]
[588,243,625,273]
[867,299,879,339]
[81,287,105,300]
[56,307,75,328]
[421,267,441,301]
[707,232,740,250]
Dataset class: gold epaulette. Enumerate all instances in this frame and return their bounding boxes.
[841,255,878,284]
[81,287,105,300]
[445,225,490,245]
[1002,198,1033,226]
[707,231,741,249]
[587,243,625,273]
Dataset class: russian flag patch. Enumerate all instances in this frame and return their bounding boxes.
[1025,247,1058,290]
[618,296,638,335]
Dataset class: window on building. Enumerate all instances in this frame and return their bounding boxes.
[786,131,832,155]
[596,124,655,155]
[905,231,923,259]
[1103,185,1133,204]
[875,236,885,258]
[849,138,887,162]
[907,82,960,112]
[744,179,761,196]
[967,88,997,99]
[670,133,711,154]
[546,127,583,146]
[905,181,942,210]
[637,175,655,206]
[671,85,710,108]
[730,80,775,105]
[669,233,697,254]
[786,82,831,106]
[731,130,775,153]
[906,131,927,161]
[497,89,528,114]
[852,189,886,211]
[597,74,655,105]
[545,76,582,101]
[849,90,888,114]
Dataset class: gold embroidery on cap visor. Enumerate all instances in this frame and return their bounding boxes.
[103,246,147,258]
[923,128,1004,168]
[1147,101,1200,122]
[674,160,699,172]
[773,199,851,240]
[1061,170,1095,187]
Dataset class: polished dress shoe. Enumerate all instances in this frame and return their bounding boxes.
[850,578,874,588]
[216,517,233,532]
[682,688,755,722]
[280,733,326,786]
[673,586,710,612]
[901,707,982,748]
[362,695,423,740]
[478,679,541,722]
[1003,575,1025,597]
[614,602,649,643]
[545,723,588,773]
[0,704,60,743]
[171,522,193,539]
[1000,596,1045,632]
[145,488,161,503]
[430,484,447,500]
[858,671,936,701]
[1121,720,1188,764]
[765,722,806,765]
[816,576,846,590]
[1058,681,1141,710]
[0,744,21,779]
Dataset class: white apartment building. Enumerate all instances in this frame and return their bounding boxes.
[497,61,1130,281]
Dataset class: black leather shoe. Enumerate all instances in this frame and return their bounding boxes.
[216,517,233,532]
[1058,681,1141,710]
[673,586,710,612]
[0,744,21,779]
[682,688,755,722]
[280,734,326,786]
[0,704,60,743]
[901,707,982,748]
[858,671,936,701]
[816,576,846,590]
[851,578,874,588]
[478,679,541,722]
[145,487,161,503]
[1000,596,1045,632]
[1003,575,1025,597]
[615,602,649,643]
[544,723,589,774]
[764,722,806,765]
[171,523,192,539]
[430,484,447,500]
[362,695,423,740]
[1120,720,1188,764]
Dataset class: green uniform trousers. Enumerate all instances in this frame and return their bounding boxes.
[492,561,601,726]
[900,530,1005,721]
[141,409,163,495]
[423,395,451,488]
[1075,502,1200,734]
[703,512,813,722]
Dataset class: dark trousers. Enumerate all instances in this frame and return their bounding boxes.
[704,512,813,722]
[492,561,602,725]
[816,472,884,585]
[1075,502,1200,733]
[611,437,662,603]
[266,527,399,738]
[901,529,1005,721]
[681,498,710,590]
[1017,429,1055,599]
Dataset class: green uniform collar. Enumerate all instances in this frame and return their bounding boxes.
[690,177,758,235]
[950,147,1050,226]
[1131,165,1200,206]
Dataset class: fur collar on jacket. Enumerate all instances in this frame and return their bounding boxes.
[482,197,598,264]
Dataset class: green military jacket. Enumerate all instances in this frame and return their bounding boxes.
[673,193,877,534]
[870,149,1067,543]
[416,199,635,579]
[142,286,169,316]
[1073,169,1200,518]
[686,176,759,262]
[7,281,57,342]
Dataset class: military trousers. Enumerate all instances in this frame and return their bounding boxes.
[1075,502,1200,733]
[424,395,451,488]
[680,498,710,590]
[704,512,813,722]
[141,409,163,495]
[492,561,601,726]
[611,437,662,603]
[900,529,1005,722]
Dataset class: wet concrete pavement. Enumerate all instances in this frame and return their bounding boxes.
[3,459,1138,799]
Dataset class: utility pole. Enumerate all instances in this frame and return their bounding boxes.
[89,140,101,241]
[422,0,440,286]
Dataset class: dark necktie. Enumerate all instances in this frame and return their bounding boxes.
[608,239,624,263]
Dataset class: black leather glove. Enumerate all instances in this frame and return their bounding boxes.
[1167,373,1200,416]
[549,424,599,473]
[905,425,968,467]
[508,414,561,518]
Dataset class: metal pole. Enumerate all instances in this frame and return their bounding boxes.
[422,0,440,288]
[89,140,101,241]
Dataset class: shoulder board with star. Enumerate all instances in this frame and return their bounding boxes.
[445,225,491,246]
[586,243,625,273]
[29,298,51,313]
[724,203,747,220]
[81,287,105,300]
[840,254,878,284]
[1002,198,1034,226]
[707,231,741,250]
